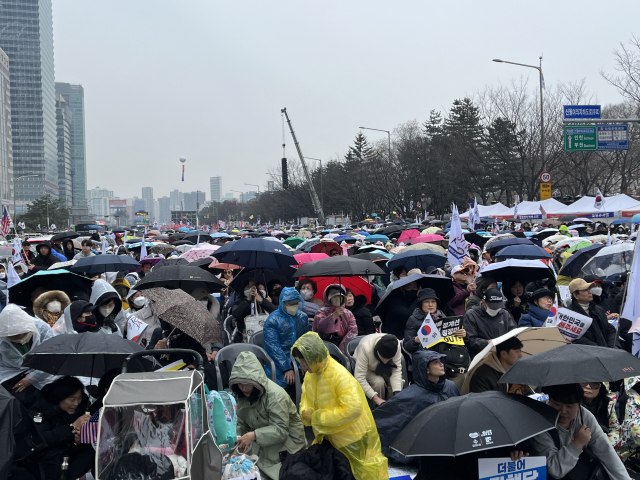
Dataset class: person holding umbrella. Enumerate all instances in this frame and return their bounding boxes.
[567,279,616,348]
[312,285,358,353]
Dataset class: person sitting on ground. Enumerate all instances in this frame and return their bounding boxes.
[295,278,323,318]
[313,284,358,353]
[344,288,375,336]
[448,265,476,316]
[292,332,388,480]
[111,278,131,310]
[89,279,127,335]
[73,239,95,260]
[231,279,277,343]
[465,275,497,312]
[530,383,629,479]
[263,287,311,389]
[567,278,616,348]
[373,350,459,465]
[353,333,403,407]
[25,376,94,480]
[519,288,555,328]
[463,288,517,358]
[33,290,71,328]
[230,351,307,480]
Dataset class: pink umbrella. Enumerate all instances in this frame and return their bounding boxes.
[411,234,446,244]
[397,229,421,244]
[294,252,329,266]
[179,244,219,262]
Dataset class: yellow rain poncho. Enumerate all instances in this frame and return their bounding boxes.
[293,332,388,480]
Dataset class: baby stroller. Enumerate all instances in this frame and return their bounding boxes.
[96,349,223,480]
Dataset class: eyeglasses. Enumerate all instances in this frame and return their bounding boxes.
[579,382,602,389]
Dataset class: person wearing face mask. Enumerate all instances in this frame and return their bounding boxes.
[312,285,358,353]
[88,279,126,335]
[62,300,100,333]
[33,290,71,327]
[0,304,56,408]
[267,280,283,307]
[0,263,6,280]
[126,290,160,345]
[295,278,323,318]
[262,287,311,389]
[111,278,131,310]
[583,274,616,317]
[463,288,516,359]
[567,278,616,348]
[231,279,277,344]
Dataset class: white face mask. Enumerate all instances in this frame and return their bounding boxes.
[300,290,314,301]
[132,296,147,307]
[591,287,603,296]
[284,304,298,316]
[244,289,252,298]
[485,306,501,317]
[0,272,5,279]
[259,289,267,297]
[46,300,61,313]
[99,306,114,318]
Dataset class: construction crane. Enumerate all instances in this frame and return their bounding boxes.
[281,108,326,224]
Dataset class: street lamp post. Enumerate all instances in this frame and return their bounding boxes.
[359,127,391,164]
[493,57,545,169]
[231,190,244,224]
[12,174,38,227]
[304,157,323,213]
[244,183,260,194]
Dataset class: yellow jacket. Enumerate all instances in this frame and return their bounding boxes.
[293,332,388,480]
[111,278,131,310]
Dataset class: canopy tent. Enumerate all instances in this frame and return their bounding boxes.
[548,194,639,221]
[621,202,640,218]
[459,202,506,220]
[491,198,566,221]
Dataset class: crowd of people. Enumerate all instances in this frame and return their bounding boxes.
[0,217,638,480]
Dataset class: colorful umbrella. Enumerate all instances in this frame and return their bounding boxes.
[179,244,219,262]
[304,276,372,303]
[294,252,329,266]
[397,229,421,244]
[310,241,342,256]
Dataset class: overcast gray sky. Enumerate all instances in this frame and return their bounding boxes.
[52,0,640,202]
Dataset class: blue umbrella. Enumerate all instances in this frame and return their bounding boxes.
[334,235,353,242]
[70,255,140,275]
[558,243,605,277]
[212,238,296,269]
[358,231,370,236]
[387,249,447,272]
[211,232,230,238]
[494,244,552,260]
[366,234,389,242]
[632,214,640,224]
[485,238,534,256]
[612,218,630,225]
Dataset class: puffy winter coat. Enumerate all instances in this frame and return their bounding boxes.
[89,280,126,335]
[230,351,307,479]
[293,332,388,480]
[353,333,403,400]
[313,285,358,353]
[33,290,71,327]
[279,441,354,480]
[346,295,375,336]
[463,305,517,358]
[518,304,550,328]
[262,287,311,387]
[373,350,460,464]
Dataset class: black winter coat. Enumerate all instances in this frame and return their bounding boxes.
[463,305,517,358]
[30,248,58,273]
[469,363,505,393]
[347,295,375,336]
[279,440,354,480]
[568,299,616,348]
[378,289,418,339]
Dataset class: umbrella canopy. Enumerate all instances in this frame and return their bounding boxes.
[171,240,195,247]
[294,252,329,266]
[23,332,153,377]
[149,244,178,256]
[283,236,305,247]
[411,234,446,245]
[293,256,385,278]
[391,391,558,457]
[478,259,553,283]
[499,344,640,386]
[50,231,80,242]
[8,270,93,307]
[559,214,577,222]
[303,276,373,303]
[366,234,390,243]
[134,265,225,295]
[463,232,490,248]
[350,252,391,262]
[205,257,241,272]
[47,259,77,271]
[212,238,296,269]
[143,288,223,345]
[573,217,593,223]
[153,258,190,269]
[612,218,631,225]
[532,230,560,242]
[485,238,534,256]
[579,243,634,282]
[557,243,604,277]
[566,240,593,253]
[183,232,213,243]
[494,244,552,260]
[376,273,455,310]
[397,229,421,244]
[167,233,186,241]
[179,244,219,262]
[397,243,448,255]
[378,225,403,237]
[310,241,342,256]
[387,249,447,272]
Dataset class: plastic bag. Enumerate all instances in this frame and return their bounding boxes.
[205,386,237,449]
[222,445,260,480]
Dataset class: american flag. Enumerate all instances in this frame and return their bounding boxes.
[0,206,11,237]
[79,410,100,447]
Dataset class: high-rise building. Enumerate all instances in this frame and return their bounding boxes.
[244,191,257,202]
[210,176,221,203]
[87,186,113,219]
[169,189,184,211]
[55,83,87,208]
[0,0,58,214]
[0,48,13,214]
[141,187,154,218]
[183,191,205,211]
[158,196,170,224]
[55,94,72,207]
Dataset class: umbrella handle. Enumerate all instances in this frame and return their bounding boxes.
[122,349,204,374]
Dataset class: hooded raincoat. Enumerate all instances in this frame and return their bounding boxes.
[229,351,307,479]
[373,350,460,464]
[89,280,126,335]
[262,287,311,387]
[293,332,388,480]
[312,285,358,353]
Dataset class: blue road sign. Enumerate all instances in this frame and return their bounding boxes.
[597,125,628,151]
[564,105,601,119]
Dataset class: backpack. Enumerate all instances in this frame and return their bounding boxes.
[205,386,237,450]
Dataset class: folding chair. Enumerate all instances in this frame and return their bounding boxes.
[214,343,276,390]
[323,341,352,373]
[345,335,366,372]
[248,330,264,347]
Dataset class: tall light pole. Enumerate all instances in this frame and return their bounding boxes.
[244,183,260,194]
[304,157,323,213]
[493,57,545,170]
[231,189,244,224]
[12,174,38,227]
[359,127,391,164]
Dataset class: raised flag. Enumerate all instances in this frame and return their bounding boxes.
[79,410,100,447]
[140,236,147,260]
[417,313,443,348]
[594,189,605,209]
[473,199,480,228]
[513,195,520,220]
[12,237,21,264]
[6,262,20,290]
[447,204,468,267]
[0,207,11,237]
[101,238,108,255]
[539,204,547,220]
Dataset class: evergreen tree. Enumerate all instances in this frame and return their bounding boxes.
[17,195,69,229]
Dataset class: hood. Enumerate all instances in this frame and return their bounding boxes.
[559,225,569,232]
[292,331,329,373]
[412,349,447,390]
[62,240,75,252]
[36,241,53,257]
[623,376,640,392]
[322,283,346,307]
[228,351,268,393]
[277,287,305,316]
[0,304,38,339]
[90,279,122,317]
[33,290,71,320]
[111,278,131,291]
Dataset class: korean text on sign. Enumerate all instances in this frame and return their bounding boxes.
[478,456,547,480]
[545,307,592,341]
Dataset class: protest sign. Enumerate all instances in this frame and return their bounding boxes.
[431,316,464,346]
[478,456,546,480]
[557,285,571,307]
[126,313,148,344]
[546,307,592,341]
[417,313,443,348]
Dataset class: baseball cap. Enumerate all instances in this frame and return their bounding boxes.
[569,278,594,294]
[451,265,470,275]
[482,288,505,309]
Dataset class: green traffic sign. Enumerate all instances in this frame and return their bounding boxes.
[564,125,597,151]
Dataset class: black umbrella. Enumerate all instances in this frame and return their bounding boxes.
[183,232,213,243]
[213,238,297,269]
[463,232,490,248]
[8,270,93,307]
[350,252,390,262]
[171,240,195,246]
[50,231,80,242]
[485,238,534,256]
[134,265,225,294]
[387,250,447,271]
[23,332,154,377]
[478,259,554,283]
[378,225,403,237]
[188,257,215,268]
[391,391,558,457]
[559,214,577,222]
[499,344,640,386]
[153,258,190,269]
[167,233,186,241]
[293,256,385,278]
[494,244,552,260]
[557,243,604,277]
[70,255,140,275]
[532,230,560,242]
[375,273,455,310]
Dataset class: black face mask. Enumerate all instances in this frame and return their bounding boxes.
[79,314,96,325]
[404,289,418,300]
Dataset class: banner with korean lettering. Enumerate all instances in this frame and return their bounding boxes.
[478,456,546,480]
[126,313,148,344]
[417,313,443,348]
[431,316,464,346]
[546,307,592,341]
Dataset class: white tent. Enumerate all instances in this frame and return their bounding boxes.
[459,203,506,219]
[491,198,566,220]
[620,203,640,218]
[549,194,639,220]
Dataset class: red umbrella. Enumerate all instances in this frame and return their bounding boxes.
[411,234,446,245]
[294,252,329,266]
[397,229,421,244]
[207,258,241,271]
[310,241,341,256]
[304,276,372,304]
